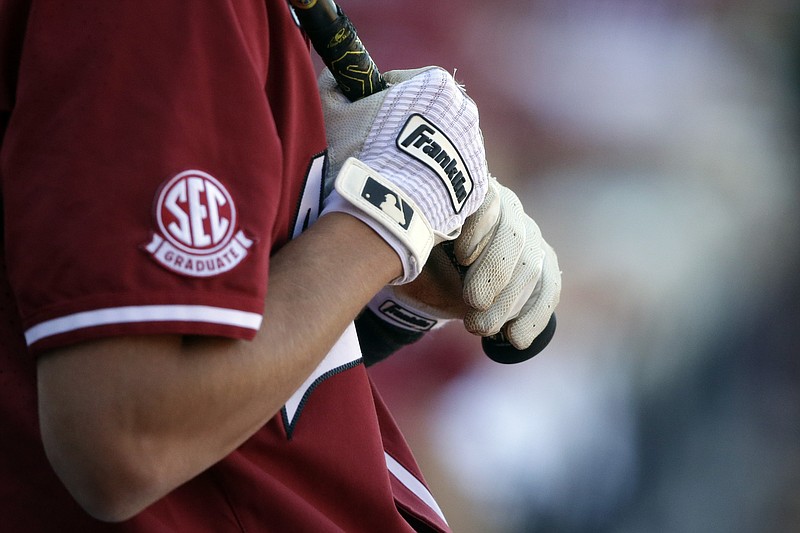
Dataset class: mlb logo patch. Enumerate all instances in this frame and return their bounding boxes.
[360,176,414,231]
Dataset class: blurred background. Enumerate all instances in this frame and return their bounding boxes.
[336,1,799,531]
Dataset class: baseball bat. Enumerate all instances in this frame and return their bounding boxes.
[290,0,555,363]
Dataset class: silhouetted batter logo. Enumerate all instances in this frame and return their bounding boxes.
[144,170,253,277]
[361,176,414,230]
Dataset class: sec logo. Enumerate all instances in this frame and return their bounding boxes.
[157,170,235,253]
[145,170,253,278]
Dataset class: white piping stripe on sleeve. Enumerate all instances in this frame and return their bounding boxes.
[385,452,448,525]
[24,305,263,346]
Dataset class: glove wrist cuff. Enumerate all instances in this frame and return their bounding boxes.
[366,287,452,333]
[326,158,440,284]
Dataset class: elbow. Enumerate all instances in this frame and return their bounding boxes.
[72,475,156,523]
[33,336,213,521]
[70,484,149,524]
[40,422,166,522]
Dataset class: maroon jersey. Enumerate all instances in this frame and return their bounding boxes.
[0,1,448,531]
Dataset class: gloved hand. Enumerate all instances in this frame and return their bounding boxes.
[458,179,560,349]
[319,66,490,284]
[376,178,561,350]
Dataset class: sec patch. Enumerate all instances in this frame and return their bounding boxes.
[144,170,253,277]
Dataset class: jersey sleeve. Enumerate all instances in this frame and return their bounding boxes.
[2,1,294,354]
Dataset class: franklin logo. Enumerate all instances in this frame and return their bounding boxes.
[361,176,414,230]
[378,300,437,332]
[144,170,253,277]
[397,114,474,214]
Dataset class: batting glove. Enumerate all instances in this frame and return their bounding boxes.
[370,178,561,351]
[457,179,561,349]
[319,66,489,284]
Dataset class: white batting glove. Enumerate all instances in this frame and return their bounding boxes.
[457,179,561,349]
[371,178,560,351]
[319,67,490,284]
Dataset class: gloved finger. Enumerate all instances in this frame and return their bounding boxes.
[453,179,501,266]
[381,66,441,86]
[463,216,543,335]
[318,68,388,188]
[318,66,451,181]
[461,185,526,310]
[504,240,561,349]
[317,68,355,105]
[321,66,438,100]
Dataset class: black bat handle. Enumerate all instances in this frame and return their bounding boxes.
[292,0,554,363]
[290,0,386,101]
[481,314,557,364]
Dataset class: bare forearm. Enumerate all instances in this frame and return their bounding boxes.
[37,213,401,521]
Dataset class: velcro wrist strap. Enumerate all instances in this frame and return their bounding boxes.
[367,287,452,333]
[322,193,410,284]
[334,158,435,283]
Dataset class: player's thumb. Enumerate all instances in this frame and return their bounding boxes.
[453,179,501,266]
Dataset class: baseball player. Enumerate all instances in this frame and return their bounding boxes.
[0,1,560,531]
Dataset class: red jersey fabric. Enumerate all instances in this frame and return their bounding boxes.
[0,1,448,531]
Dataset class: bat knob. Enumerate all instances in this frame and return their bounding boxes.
[481,313,557,364]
